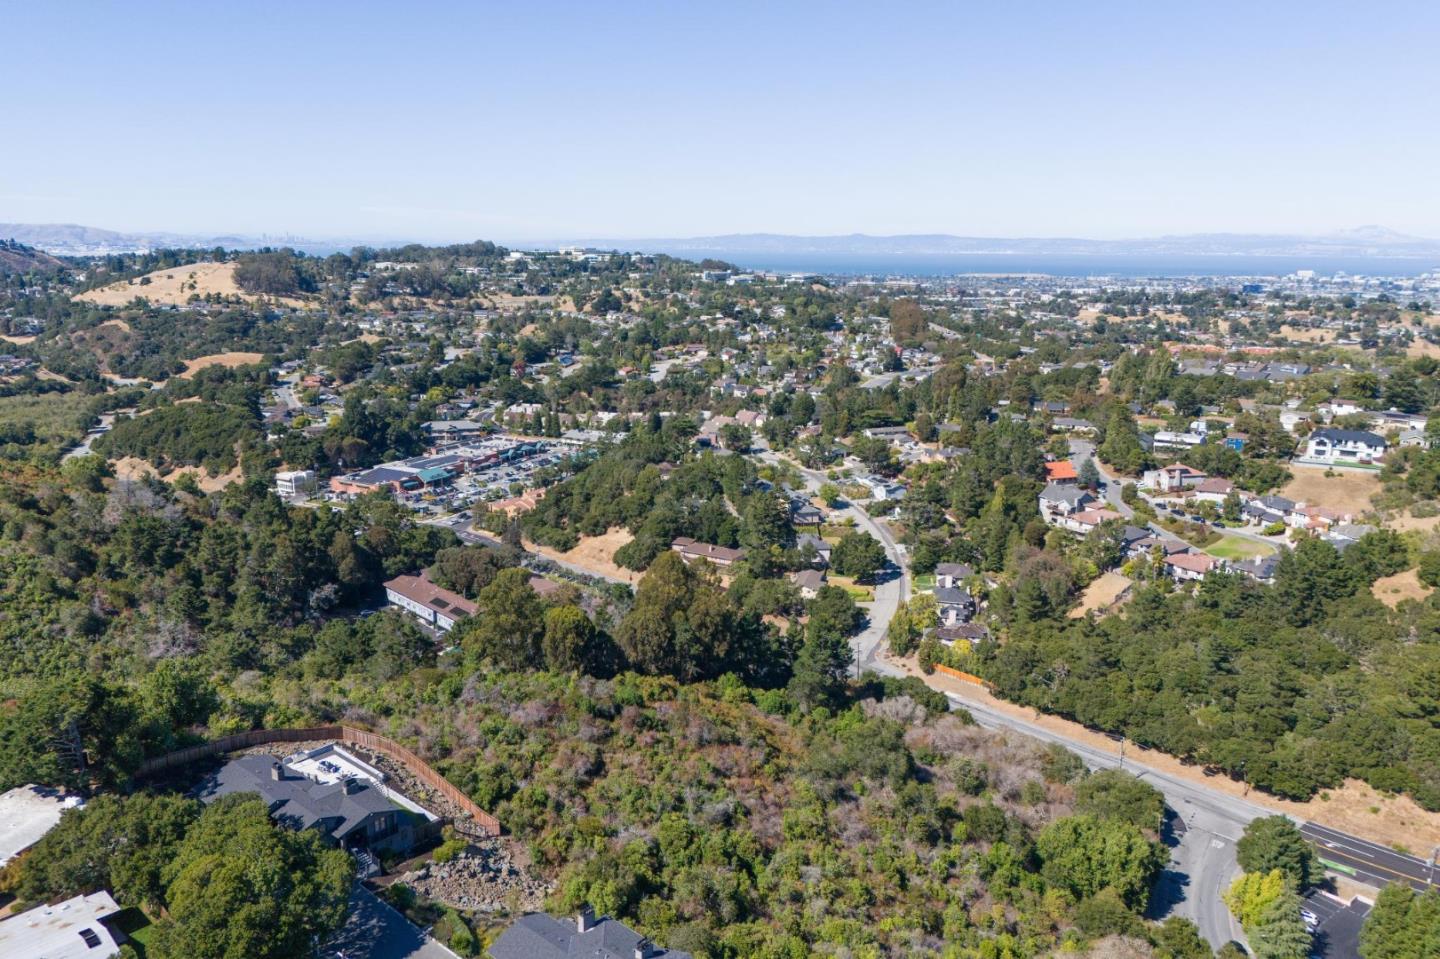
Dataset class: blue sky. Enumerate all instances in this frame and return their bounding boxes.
[5,1,1439,242]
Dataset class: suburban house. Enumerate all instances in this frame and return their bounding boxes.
[0,891,126,959]
[1302,428,1386,465]
[1164,551,1217,582]
[933,623,990,648]
[792,568,826,599]
[933,585,976,625]
[489,909,691,959]
[789,495,824,526]
[1188,477,1235,504]
[934,562,973,589]
[199,745,440,858]
[797,533,832,567]
[1325,522,1377,551]
[1038,482,1095,524]
[384,571,477,632]
[0,784,84,869]
[671,537,746,567]
[1230,554,1281,584]
[1055,506,1124,536]
[1049,416,1096,434]
[857,476,907,501]
[1044,460,1078,484]
[1118,524,1162,559]
[1317,399,1365,420]
[1141,463,1208,493]
[274,469,317,499]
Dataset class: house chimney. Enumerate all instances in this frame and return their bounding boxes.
[634,939,652,959]
[270,763,283,781]
[576,905,595,933]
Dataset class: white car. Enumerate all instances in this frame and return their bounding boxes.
[1300,908,1319,930]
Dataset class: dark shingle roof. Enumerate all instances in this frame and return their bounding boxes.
[202,755,396,841]
[488,913,691,959]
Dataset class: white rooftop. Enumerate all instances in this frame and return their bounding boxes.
[0,785,84,867]
[0,891,123,959]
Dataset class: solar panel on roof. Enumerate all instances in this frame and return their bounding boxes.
[80,928,102,948]
[431,598,450,610]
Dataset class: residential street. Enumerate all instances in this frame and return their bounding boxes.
[756,450,911,670]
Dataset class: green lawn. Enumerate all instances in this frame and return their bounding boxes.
[112,908,155,957]
[912,572,936,592]
[1205,535,1277,561]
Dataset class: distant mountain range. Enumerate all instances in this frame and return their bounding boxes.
[5,221,1440,261]
[0,223,369,257]
[569,226,1440,259]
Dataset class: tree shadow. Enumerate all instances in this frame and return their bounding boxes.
[1146,807,1190,919]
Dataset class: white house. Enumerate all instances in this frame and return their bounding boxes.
[274,469,317,499]
[1317,399,1365,421]
[0,891,125,959]
[1142,463,1208,493]
[383,572,477,631]
[1302,428,1386,464]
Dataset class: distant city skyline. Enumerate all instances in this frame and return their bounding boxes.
[6,1,1440,241]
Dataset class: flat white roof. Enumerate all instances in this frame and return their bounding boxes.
[0,785,83,866]
[0,891,122,959]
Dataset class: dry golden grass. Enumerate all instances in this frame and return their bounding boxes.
[1069,572,1132,618]
[1372,568,1433,608]
[0,333,36,344]
[1406,339,1440,359]
[524,527,641,584]
[1386,510,1440,534]
[178,352,266,378]
[75,261,309,308]
[1280,324,1334,344]
[110,455,243,493]
[1281,465,1382,516]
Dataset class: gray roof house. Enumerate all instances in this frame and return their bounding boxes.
[199,754,429,856]
[796,533,832,566]
[489,909,690,959]
[1039,483,1093,518]
[932,586,975,625]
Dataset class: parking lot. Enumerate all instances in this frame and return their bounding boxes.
[1301,890,1370,959]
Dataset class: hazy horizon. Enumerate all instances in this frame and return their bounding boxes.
[7,1,1440,240]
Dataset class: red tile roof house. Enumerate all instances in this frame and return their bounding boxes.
[1163,551,1217,582]
[384,571,477,631]
[1056,506,1124,536]
[1188,477,1235,504]
[671,537,746,568]
[1044,460,1079,484]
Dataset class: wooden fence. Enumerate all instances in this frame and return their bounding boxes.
[934,663,992,689]
[136,724,501,837]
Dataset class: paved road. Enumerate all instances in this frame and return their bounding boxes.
[925,678,1253,948]
[1067,439,1135,518]
[1067,438,1285,552]
[756,450,911,669]
[1302,822,1440,892]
